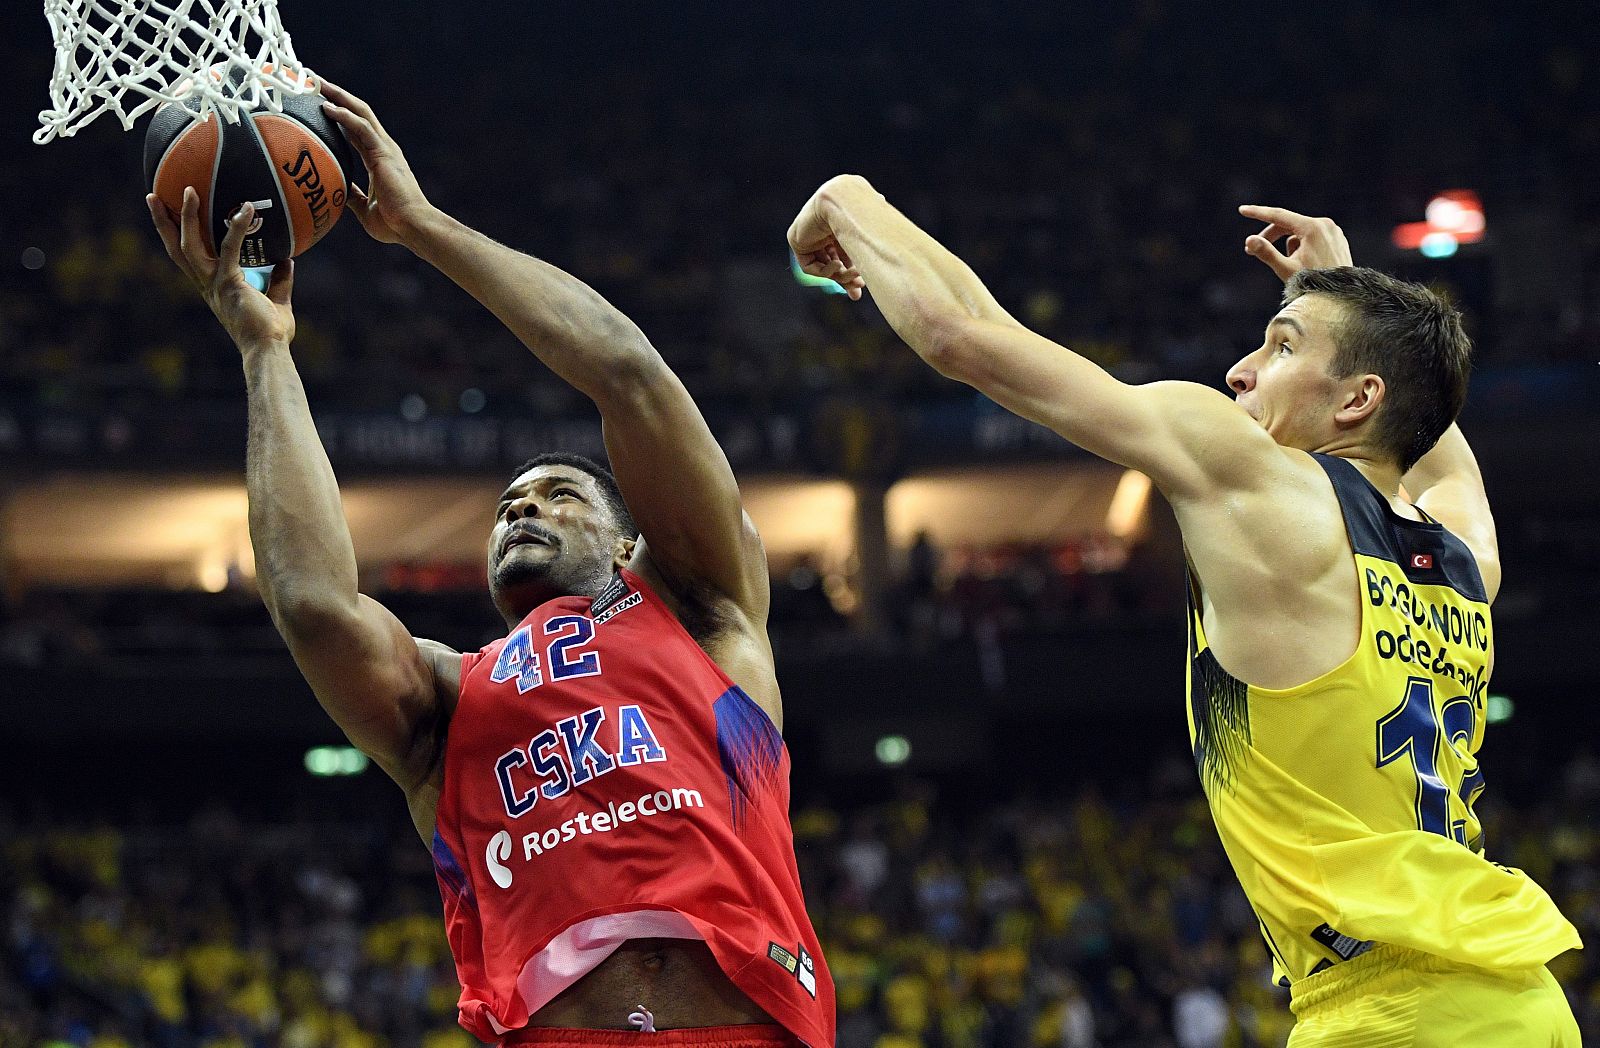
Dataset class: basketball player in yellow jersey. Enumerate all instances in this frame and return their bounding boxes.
[787,182,1582,1044]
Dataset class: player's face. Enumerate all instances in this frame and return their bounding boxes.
[487,466,625,623]
[1225,295,1352,453]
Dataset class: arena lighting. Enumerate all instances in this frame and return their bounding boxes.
[1392,189,1485,253]
[304,746,370,776]
[1419,232,1460,259]
[1105,469,1152,538]
[1486,694,1515,725]
[875,735,912,766]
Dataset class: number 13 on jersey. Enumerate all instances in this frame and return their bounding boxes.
[1377,676,1487,849]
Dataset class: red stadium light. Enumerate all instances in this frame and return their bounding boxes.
[1392,190,1485,252]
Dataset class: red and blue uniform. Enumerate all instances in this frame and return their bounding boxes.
[431,569,834,1047]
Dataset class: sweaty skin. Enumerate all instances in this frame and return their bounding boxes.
[786,183,1498,692]
[150,82,782,1031]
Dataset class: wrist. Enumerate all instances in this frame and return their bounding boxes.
[236,335,292,360]
[395,202,452,251]
[818,174,873,216]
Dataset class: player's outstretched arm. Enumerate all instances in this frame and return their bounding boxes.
[147,193,457,811]
[788,175,1274,500]
[1238,205,1499,599]
[320,83,767,622]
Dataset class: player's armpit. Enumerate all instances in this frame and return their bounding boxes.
[275,593,458,791]
[930,315,1281,499]
[595,355,770,621]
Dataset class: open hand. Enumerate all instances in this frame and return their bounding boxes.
[148,188,295,347]
[319,80,435,245]
[788,179,866,300]
[1239,205,1354,281]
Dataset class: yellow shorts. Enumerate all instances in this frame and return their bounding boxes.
[1286,944,1580,1047]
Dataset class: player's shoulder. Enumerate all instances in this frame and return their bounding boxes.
[1140,380,1309,499]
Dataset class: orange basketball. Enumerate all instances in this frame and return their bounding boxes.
[143,70,358,266]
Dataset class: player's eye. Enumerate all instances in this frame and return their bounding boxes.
[552,488,580,500]
[1278,342,1293,356]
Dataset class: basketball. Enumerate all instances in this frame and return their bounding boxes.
[143,70,358,266]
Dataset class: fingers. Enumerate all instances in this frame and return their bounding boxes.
[1244,234,1299,281]
[146,194,189,275]
[1239,204,1313,232]
[346,182,374,223]
[216,201,254,279]
[318,79,381,129]
[177,185,214,271]
[799,251,865,300]
[265,257,295,306]
[320,100,386,161]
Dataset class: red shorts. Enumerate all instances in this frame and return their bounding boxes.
[502,1026,800,1048]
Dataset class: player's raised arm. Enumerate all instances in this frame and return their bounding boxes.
[788,175,1276,501]
[147,191,457,818]
[320,82,766,620]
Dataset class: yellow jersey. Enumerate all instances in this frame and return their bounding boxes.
[1186,453,1580,986]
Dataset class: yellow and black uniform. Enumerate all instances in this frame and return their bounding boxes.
[1187,453,1581,1045]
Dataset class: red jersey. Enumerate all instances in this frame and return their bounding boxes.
[431,569,834,1047]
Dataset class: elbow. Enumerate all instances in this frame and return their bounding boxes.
[917,312,982,384]
[588,333,668,403]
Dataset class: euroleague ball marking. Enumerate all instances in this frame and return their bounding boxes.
[242,199,271,235]
[281,147,338,234]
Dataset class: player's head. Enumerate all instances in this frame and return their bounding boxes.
[1225,266,1471,472]
[487,452,638,624]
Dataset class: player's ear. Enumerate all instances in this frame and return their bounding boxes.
[612,536,638,570]
[1335,373,1384,427]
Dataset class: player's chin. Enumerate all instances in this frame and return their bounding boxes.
[494,552,555,586]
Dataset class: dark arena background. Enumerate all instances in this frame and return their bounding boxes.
[3,2,1598,1046]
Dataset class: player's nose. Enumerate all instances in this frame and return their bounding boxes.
[503,496,541,522]
[1226,360,1254,394]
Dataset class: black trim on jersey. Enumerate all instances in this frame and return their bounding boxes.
[1256,914,1292,983]
[1187,570,1251,794]
[1312,454,1487,603]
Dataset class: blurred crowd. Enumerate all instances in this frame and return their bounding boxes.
[4,754,1597,1048]
[3,1,1598,429]
[0,532,1179,671]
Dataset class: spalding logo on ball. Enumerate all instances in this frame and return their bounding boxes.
[144,67,358,266]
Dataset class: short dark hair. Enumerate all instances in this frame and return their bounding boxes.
[508,452,637,538]
[1284,267,1471,472]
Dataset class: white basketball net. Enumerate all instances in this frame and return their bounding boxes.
[35,0,316,144]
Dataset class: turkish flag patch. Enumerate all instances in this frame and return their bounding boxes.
[1409,552,1434,571]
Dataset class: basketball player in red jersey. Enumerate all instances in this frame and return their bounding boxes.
[144,82,833,1048]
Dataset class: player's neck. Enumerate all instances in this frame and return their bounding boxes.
[1312,435,1405,500]
[1334,454,1417,519]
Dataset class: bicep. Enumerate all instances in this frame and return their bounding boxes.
[942,317,1277,498]
[598,356,768,615]
[277,594,455,787]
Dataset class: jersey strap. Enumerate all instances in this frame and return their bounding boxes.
[1312,453,1485,602]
